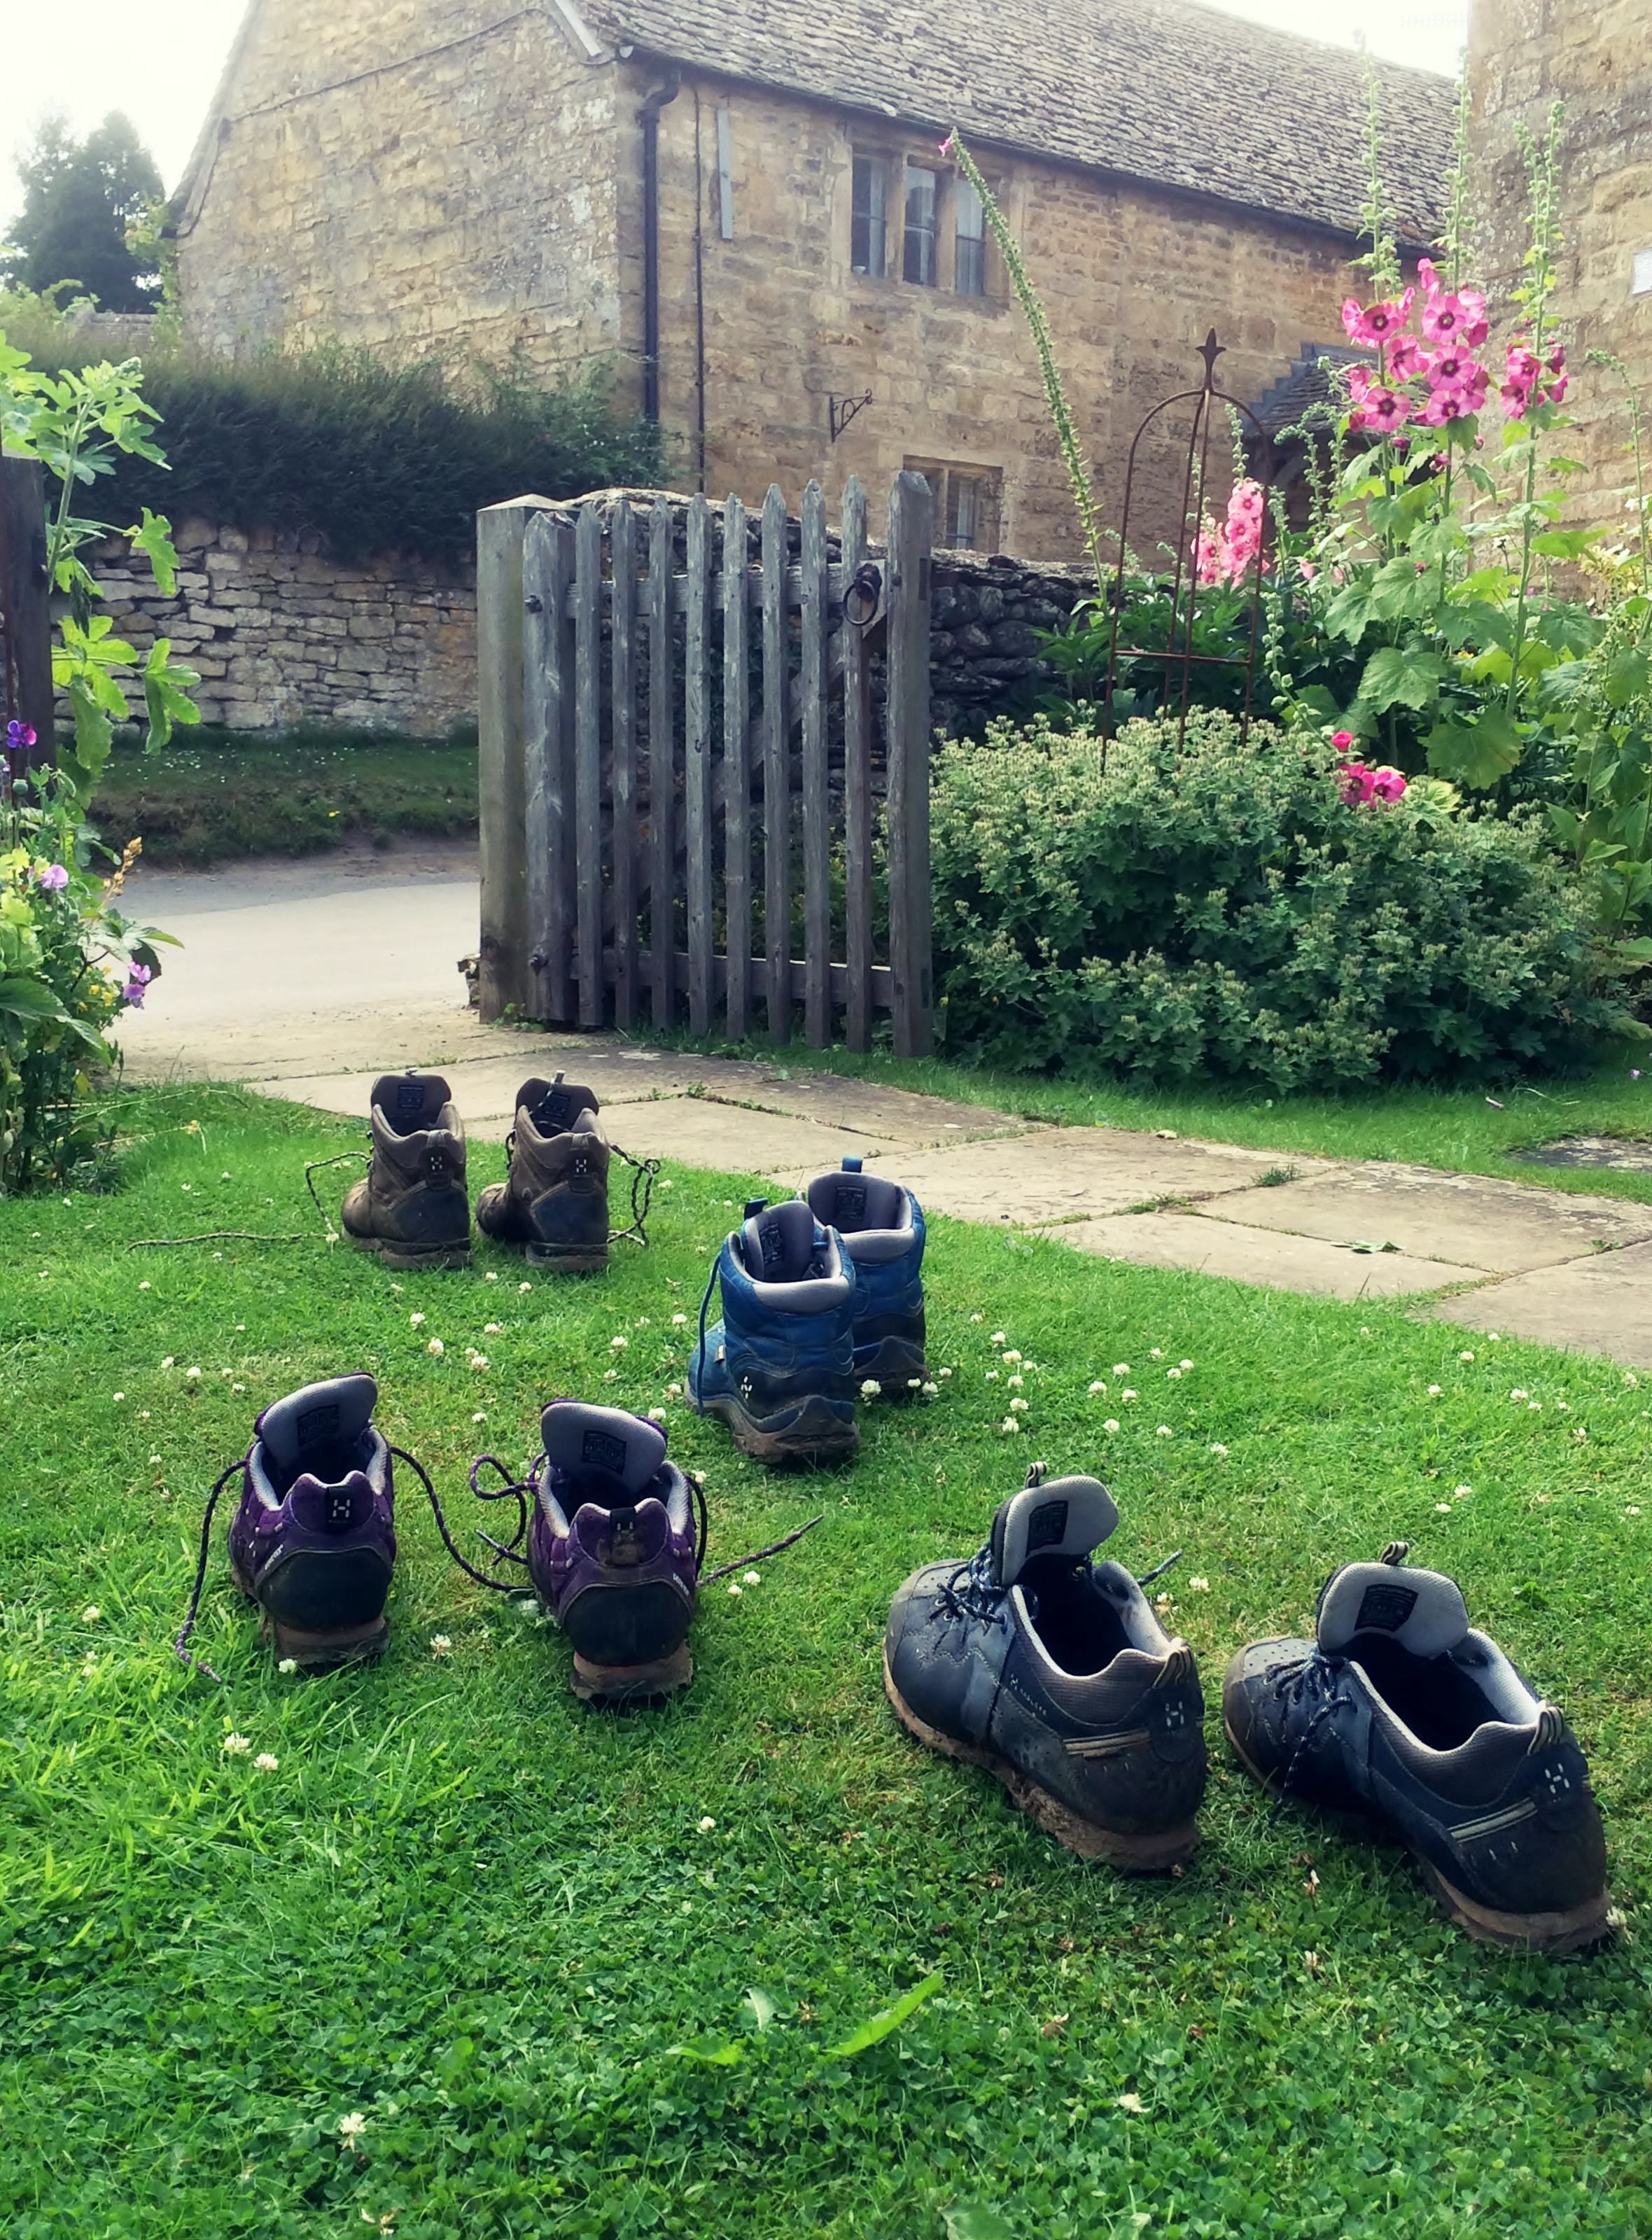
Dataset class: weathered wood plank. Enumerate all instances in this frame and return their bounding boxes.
[840,477,873,1055]
[609,499,638,1030]
[477,494,555,1020]
[886,470,934,1058]
[629,949,896,1005]
[0,454,53,766]
[560,564,853,622]
[685,496,713,1037]
[573,504,603,1027]
[520,507,575,1024]
[648,498,676,1030]
[722,493,751,1043]
[761,484,790,1043]
[799,480,830,1047]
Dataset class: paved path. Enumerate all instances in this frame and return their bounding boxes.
[118,841,1652,1368]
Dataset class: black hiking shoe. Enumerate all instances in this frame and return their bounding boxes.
[883,1466,1207,1868]
[340,1072,471,1269]
[1223,1542,1611,1952]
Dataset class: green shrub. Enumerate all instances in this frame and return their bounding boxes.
[2,318,664,564]
[931,710,1633,1090]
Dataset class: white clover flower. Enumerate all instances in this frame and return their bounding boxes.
[232,1383,245,1395]
[427,1338,444,1357]
[430,1635,452,1656]
[1103,1418,1121,1434]
[484,1322,503,1336]
[1510,1388,1528,1401]
[391,1282,403,1294]
[223,1733,251,1756]
[907,1377,922,1389]
[1155,1592,1173,1609]
[990,1331,1007,1345]
[672,1312,688,1325]
[727,1583,743,1597]
[939,1368,952,1379]
[1557,1401,1570,1411]
[922,1381,939,1396]
[1436,1502,1451,1513]
[519,1281,532,1292]
[969,1312,983,1324]
[1460,1351,1475,1362]
[661,1177,674,1189]
[470,1355,489,1373]
[1166,1368,1182,1380]
[1088,1380,1107,1395]
[1455,1484,1472,1497]
[1189,1577,1211,1592]
[1121,1389,1138,1403]
[636,1317,650,1328]
[1156,1425,1172,1437]
[1180,1359,1194,1371]
[149,1455,162,1466]
[337,2113,368,2146]
[1007,1373,1023,1389]
[698,1815,716,1831]
[161,1357,174,1369]
[1573,1427,1588,1442]
[1628,1506,1642,1517]
[112,1392,125,1403]
[986,1371,1000,1382]
[666,1382,683,1398]
[278,1657,298,1674]
[1116,2094,1144,2115]
[220,1369,232,1380]
[743,1570,762,1585]
[1427,1384,1442,1396]
[485,1271,498,1283]
[1150,1348,1163,1359]
[81,1606,101,1623]
[1529,1401,1543,1412]
[254,1752,279,1772]
[610,1335,628,1350]
[1001,1350,1022,1364]
[860,1378,881,1397]
[1113,1364,1130,1376]
[1625,1373,1641,1389]
[1001,1416,1023,1433]
[1359,1327,1371,1339]
[410,1312,426,1327]
[1009,1396,1028,1413]
[139,1280,151,1292]
[1209,1443,1228,1457]
[185,1366,201,1382]
[603,1368,620,1382]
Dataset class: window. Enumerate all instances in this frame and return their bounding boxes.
[954,178,986,298]
[850,155,886,276]
[903,164,937,286]
[905,459,1003,553]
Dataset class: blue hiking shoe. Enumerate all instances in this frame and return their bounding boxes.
[884,1465,1207,1867]
[802,1154,927,1389]
[1223,1542,1611,1951]
[689,1198,859,1463]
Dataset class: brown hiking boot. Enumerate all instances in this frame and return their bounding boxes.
[475,1076,610,1273]
[340,1073,472,1270]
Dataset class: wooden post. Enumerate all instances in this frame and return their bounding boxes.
[523,510,576,1024]
[477,493,558,1021]
[840,477,872,1054]
[799,482,830,1046]
[886,471,934,1058]
[685,493,713,1037]
[761,484,790,1043]
[722,493,751,1042]
[648,498,676,1030]
[573,503,603,1027]
[610,500,638,1030]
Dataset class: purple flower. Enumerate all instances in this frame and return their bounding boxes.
[38,864,69,892]
[6,720,36,752]
[122,964,153,1009]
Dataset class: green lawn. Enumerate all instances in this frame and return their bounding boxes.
[90,726,479,867]
[5,1085,1652,2238]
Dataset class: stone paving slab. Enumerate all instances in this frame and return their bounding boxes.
[1202,1159,1652,1274]
[1424,1241,1652,1368]
[1037,1210,1492,1300]
[873,1127,1340,1227]
[573,1099,897,1177]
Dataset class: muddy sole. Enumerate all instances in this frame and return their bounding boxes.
[886,1651,1198,1870]
[348,1234,471,1272]
[525,1243,610,1273]
[229,1559,390,1668]
[696,1391,858,1466]
[1222,1713,1611,1953]
[570,1644,694,1704]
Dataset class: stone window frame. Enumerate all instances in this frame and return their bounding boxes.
[846,140,1004,302]
[904,456,1004,553]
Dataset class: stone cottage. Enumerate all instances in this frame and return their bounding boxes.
[172,0,1454,563]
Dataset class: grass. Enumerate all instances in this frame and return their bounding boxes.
[6,1083,1652,2238]
[656,1032,1652,1209]
[90,726,479,867]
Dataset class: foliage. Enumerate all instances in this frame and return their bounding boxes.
[8,1100,1652,2235]
[0,113,162,313]
[930,710,1632,1090]
[4,307,667,564]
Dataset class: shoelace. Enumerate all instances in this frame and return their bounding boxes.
[1266,1647,1354,1824]
[935,1543,1010,1632]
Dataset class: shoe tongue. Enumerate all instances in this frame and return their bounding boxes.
[1317,1560,1469,1659]
[257,1375,378,1475]
[989,1475,1119,1586]
[519,1077,600,1136]
[742,1198,823,1282]
[540,1400,666,1498]
[370,1072,451,1133]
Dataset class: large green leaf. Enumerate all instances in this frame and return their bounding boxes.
[1424,706,1525,788]
[1359,645,1444,716]
[0,976,69,1023]
[827,1971,942,2059]
[1531,527,1598,561]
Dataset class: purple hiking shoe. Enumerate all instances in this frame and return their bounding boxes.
[518,1401,701,1702]
[175,1375,400,1674]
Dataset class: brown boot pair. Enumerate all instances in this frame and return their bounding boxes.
[340,1071,610,1273]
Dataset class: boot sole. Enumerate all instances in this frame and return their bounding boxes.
[696,1390,859,1465]
[886,1650,1198,1870]
[348,1234,471,1272]
[525,1242,610,1273]
[570,1644,694,1704]
[856,1338,930,1390]
[1222,1713,1611,1953]
[230,1557,388,1668]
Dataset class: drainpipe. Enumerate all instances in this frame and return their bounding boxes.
[638,71,682,424]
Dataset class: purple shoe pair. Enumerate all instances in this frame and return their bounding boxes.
[174,1379,705,1702]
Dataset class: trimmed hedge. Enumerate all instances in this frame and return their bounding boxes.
[932,711,1630,1091]
[5,320,663,564]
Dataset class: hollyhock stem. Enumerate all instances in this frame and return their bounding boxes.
[1504,104,1564,722]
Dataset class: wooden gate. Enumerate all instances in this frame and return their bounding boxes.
[477,472,933,1055]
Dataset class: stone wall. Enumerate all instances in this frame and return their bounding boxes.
[931,554,1094,734]
[88,517,476,735]
[1467,0,1652,536]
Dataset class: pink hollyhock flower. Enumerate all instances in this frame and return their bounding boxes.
[1352,385,1407,433]
[1416,257,1440,295]
[1371,766,1407,803]
[1413,382,1477,428]
[1387,335,1426,379]
[1421,285,1489,349]
[1421,343,1485,393]
[1331,729,1355,753]
[1191,524,1224,585]
[1341,290,1414,349]
[1338,763,1379,806]
[1227,479,1265,524]
[1544,343,1568,404]
[1298,559,1317,582]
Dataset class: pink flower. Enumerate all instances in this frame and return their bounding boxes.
[1371,766,1407,802]
[1413,382,1476,428]
[1421,285,1489,349]
[1331,729,1355,754]
[1226,479,1265,524]
[1297,559,1317,582]
[1387,335,1426,379]
[1544,343,1568,404]
[1340,290,1414,349]
[38,864,69,891]
[1338,763,1379,806]
[1420,344,1486,395]
[122,963,153,1008]
[1350,384,1407,433]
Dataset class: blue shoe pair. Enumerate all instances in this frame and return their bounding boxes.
[688,1157,926,1464]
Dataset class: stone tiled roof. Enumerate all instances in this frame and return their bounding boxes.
[582,0,1453,242]
[1247,341,1373,436]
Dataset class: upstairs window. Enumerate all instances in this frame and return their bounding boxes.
[850,155,886,277]
[903,164,937,286]
[954,178,986,298]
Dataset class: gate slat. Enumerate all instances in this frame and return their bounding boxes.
[840,477,872,1054]
[722,495,750,1042]
[610,500,638,1028]
[523,510,575,1024]
[574,504,603,1027]
[648,498,675,1030]
[886,471,934,1058]
[799,481,830,1047]
[761,484,790,1043]
[685,494,713,1037]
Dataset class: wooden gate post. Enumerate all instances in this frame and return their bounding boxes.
[886,470,934,1058]
[477,493,558,1021]
[1,453,55,768]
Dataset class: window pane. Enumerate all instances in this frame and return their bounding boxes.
[903,164,937,286]
[851,155,885,277]
[954,233,986,298]
[949,477,980,550]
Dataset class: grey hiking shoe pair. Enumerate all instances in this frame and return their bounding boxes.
[339,1070,612,1274]
[888,1492,1610,1947]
